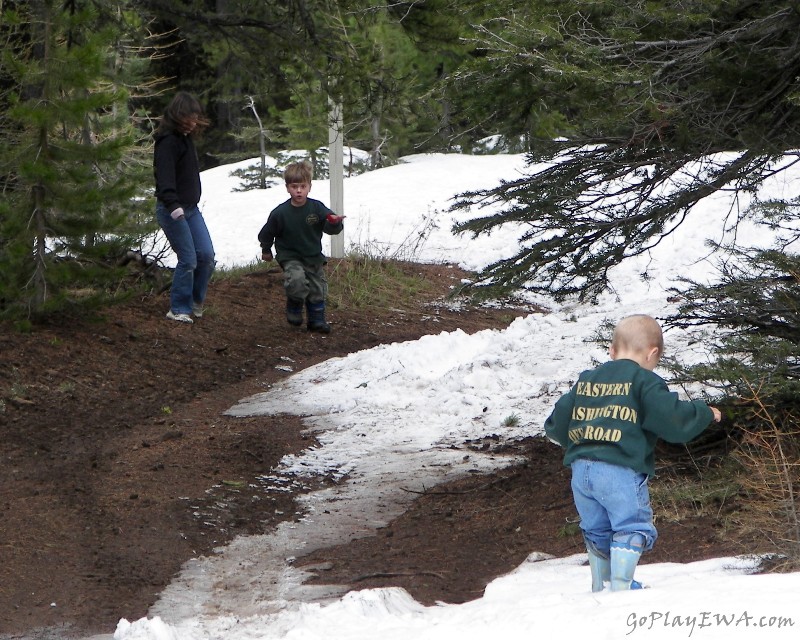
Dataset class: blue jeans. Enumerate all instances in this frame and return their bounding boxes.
[570,458,657,557]
[157,203,215,314]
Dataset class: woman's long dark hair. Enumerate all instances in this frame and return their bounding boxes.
[157,91,210,136]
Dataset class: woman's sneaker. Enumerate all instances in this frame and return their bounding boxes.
[166,310,194,324]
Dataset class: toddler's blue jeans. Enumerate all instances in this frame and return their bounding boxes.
[570,458,657,558]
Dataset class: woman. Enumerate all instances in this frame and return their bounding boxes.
[154,92,215,323]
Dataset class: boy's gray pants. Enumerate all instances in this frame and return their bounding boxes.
[282,259,328,304]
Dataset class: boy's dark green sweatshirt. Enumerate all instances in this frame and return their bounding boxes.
[544,359,713,476]
[258,198,342,267]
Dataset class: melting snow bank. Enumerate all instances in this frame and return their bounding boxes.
[115,553,799,640]
[119,296,744,636]
[123,312,603,631]
[142,316,569,627]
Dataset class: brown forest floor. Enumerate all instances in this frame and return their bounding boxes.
[0,261,745,638]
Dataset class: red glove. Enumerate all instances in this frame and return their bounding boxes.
[326,213,345,225]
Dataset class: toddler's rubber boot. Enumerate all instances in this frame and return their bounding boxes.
[286,299,304,326]
[588,548,610,592]
[306,301,331,334]
[610,533,645,591]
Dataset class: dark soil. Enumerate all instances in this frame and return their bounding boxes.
[0,261,744,638]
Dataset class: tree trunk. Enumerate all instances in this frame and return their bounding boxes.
[30,0,53,308]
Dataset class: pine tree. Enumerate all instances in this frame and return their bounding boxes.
[0,0,154,316]
[134,0,476,164]
[667,207,800,403]
[348,3,468,162]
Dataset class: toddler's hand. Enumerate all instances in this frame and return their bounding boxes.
[326,213,345,225]
[710,406,722,423]
[261,252,273,262]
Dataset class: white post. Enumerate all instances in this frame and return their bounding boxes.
[328,97,345,259]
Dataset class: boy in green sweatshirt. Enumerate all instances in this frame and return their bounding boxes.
[258,161,344,333]
[544,314,721,592]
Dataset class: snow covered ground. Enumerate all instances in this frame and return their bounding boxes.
[110,151,799,639]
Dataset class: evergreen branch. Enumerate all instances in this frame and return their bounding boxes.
[452,148,769,301]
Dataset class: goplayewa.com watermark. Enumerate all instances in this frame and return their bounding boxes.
[626,610,794,637]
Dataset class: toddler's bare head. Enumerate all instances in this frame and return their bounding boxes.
[611,314,663,367]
